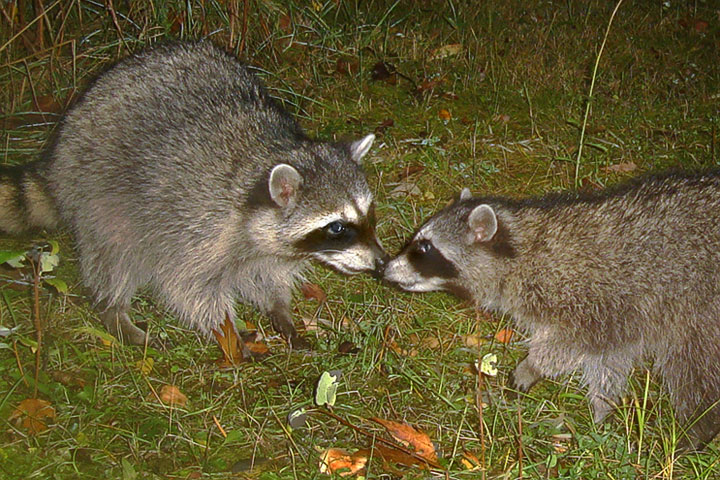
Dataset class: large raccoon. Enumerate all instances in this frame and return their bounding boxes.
[383,171,720,449]
[0,41,387,351]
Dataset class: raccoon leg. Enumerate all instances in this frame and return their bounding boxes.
[582,357,632,424]
[662,342,720,450]
[100,303,148,346]
[267,300,309,350]
[511,356,543,392]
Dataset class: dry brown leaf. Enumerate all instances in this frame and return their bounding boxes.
[460,450,482,471]
[694,19,709,33]
[494,328,514,344]
[430,43,463,60]
[373,444,427,470]
[461,333,486,349]
[602,162,637,174]
[319,447,368,476]
[389,181,422,198]
[10,398,56,434]
[301,283,327,302]
[246,341,269,356]
[157,385,188,407]
[212,312,246,366]
[369,418,438,463]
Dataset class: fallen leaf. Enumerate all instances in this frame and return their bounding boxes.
[430,43,462,60]
[395,165,425,180]
[460,450,482,471]
[369,418,438,463]
[602,162,637,174]
[479,353,498,377]
[50,370,86,388]
[319,448,368,476]
[494,328,514,344]
[372,444,428,469]
[375,118,394,135]
[157,385,188,407]
[315,370,342,407]
[135,357,154,375]
[10,398,56,434]
[338,340,359,354]
[416,77,442,94]
[461,333,486,349]
[371,61,397,85]
[301,283,327,302]
[389,181,422,198]
[212,313,246,366]
[694,19,708,33]
[246,341,269,356]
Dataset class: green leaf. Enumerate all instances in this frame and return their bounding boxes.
[43,277,68,294]
[39,252,60,273]
[76,326,118,345]
[0,250,27,268]
[121,458,137,480]
[480,353,498,377]
[47,240,60,255]
[315,370,341,407]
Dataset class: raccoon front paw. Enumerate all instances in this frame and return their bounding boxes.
[511,358,542,393]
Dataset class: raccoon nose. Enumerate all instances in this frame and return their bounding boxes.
[372,254,390,279]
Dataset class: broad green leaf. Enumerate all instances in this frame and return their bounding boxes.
[39,252,60,273]
[43,278,68,294]
[480,353,498,377]
[315,370,341,407]
[0,250,26,268]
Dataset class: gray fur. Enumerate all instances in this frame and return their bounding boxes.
[0,41,386,349]
[384,171,720,449]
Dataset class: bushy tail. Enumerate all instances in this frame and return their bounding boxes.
[0,161,58,234]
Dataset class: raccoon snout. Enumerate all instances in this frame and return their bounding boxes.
[371,253,390,279]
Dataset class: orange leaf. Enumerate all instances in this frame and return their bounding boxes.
[369,418,438,463]
[10,398,56,434]
[158,385,188,407]
[212,313,246,366]
[301,283,327,302]
[494,328,515,344]
[319,447,368,476]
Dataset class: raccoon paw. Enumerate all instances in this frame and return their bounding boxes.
[511,358,542,393]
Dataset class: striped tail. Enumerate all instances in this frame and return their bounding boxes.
[0,161,58,234]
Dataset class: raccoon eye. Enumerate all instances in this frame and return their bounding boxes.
[416,240,433,254]
[326,221,346,237]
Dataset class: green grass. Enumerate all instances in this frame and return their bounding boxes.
[2,0,720,478]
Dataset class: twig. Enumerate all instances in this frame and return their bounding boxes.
[29,255,42,399]
[477,368,486,480]
[315,408,443,470]
[573,0,625,187]
[517,404,523,479]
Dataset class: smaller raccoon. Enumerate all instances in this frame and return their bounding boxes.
[383,172,720,449]
[0,41,387,351]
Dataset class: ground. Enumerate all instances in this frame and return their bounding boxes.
[1,1,719,478]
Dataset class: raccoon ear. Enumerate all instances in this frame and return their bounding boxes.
[269,164,303,208]
[460,188,472,200]
[467,204,497,243]
[348,134,375,163]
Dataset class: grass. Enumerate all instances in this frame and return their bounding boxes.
[1,0,720,478]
